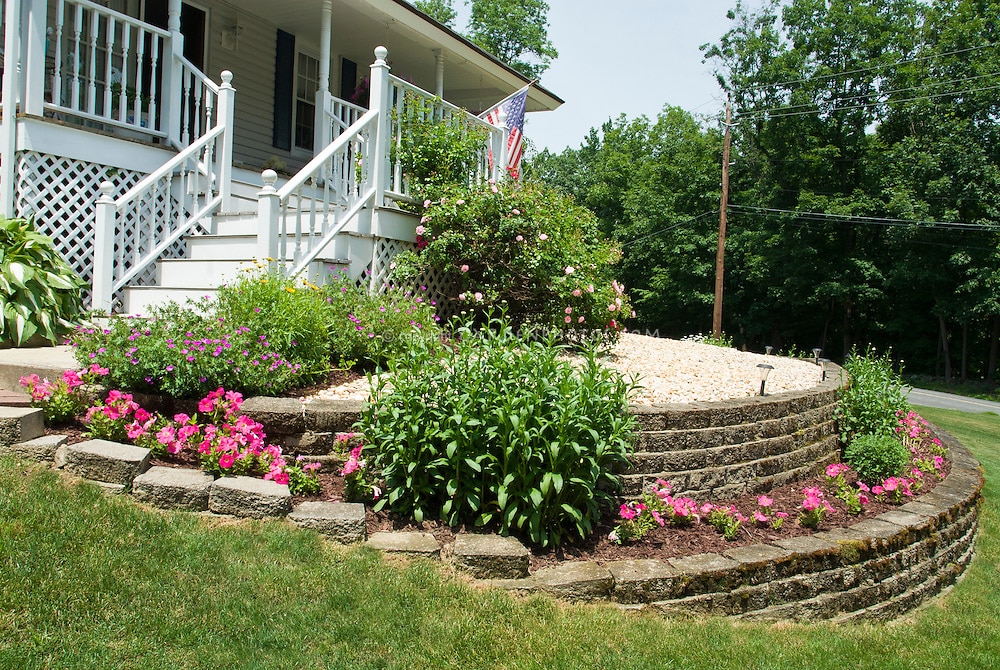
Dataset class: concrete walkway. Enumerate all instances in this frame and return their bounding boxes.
[906,386,1000,414]
[0,345,78,392]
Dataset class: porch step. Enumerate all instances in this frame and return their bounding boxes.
[157,257,350,287]
[209,212,369,238]
[186,232,372,262]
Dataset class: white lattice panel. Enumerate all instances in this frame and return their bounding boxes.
[13,151,202,310]
[367,236,460,320]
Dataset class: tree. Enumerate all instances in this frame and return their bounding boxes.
[414,0,458,27]
[466,0,558,79]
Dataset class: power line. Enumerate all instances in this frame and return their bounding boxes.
[742,70,1000,118]
[746,43,999,93]
[622,211,716,247]
[729,204,1000,231]
[736,82,1000,122]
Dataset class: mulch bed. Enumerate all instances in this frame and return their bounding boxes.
[42,421,950,572]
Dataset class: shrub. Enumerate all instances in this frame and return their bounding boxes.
[359,313,638,548]
[213,269,332,368]
[391,179,632,338]
[835,346,909,444]
[320,272,441,366]
[0,217,86,345]
[72,303,312,397]
[844,433,910,486]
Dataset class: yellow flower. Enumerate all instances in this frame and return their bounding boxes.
[286,287,296,293]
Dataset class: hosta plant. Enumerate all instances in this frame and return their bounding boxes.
[0,217,86,345]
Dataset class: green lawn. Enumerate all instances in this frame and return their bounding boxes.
[1,407,998,669]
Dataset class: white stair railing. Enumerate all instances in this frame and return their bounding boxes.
[257,109,379,279]
[91,71,235,313]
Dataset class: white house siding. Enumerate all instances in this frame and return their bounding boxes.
[198,1,351,175]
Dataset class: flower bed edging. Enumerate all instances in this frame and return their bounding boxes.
[482,425,982,622]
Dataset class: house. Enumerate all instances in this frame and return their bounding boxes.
[0,0,562,314]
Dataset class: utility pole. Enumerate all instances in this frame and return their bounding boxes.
[712,100,732,340]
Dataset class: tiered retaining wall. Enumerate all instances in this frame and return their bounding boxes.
[241,367,843,501]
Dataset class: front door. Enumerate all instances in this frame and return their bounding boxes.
[142,1,208,69]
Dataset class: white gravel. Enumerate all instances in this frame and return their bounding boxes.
[305,333,826,405]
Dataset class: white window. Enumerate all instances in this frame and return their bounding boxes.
[294,51,320,152]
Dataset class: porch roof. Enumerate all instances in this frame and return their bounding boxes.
[231,0,564,114]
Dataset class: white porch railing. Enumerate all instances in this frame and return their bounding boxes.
[91,71,235,312]
[46,0,169,140]
[385,73,505,201]
[263,47,507,285]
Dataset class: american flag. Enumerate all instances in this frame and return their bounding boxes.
[481,85,530,179]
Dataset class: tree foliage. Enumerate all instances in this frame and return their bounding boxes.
[414,0,458,27]
[466,0,558,79]
[534,0,1000,382]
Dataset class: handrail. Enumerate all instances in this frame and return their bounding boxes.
[324,96,367,135]
[91,70,236,313]
[116,125,224,206]
[278,109,378,199]
[259,110,379,279]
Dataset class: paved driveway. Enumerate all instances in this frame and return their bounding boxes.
[906,386,1000,414]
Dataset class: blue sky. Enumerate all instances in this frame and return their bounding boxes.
[462,1,771,153]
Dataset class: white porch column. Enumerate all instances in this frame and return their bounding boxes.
[433,49,444,98]
[162,0,184,146]
[1,0,22,217]
[23,0,47,116]
[368,46,391,206]
[313,0,334,151]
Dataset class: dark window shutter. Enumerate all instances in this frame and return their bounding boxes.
[273,30,295,151]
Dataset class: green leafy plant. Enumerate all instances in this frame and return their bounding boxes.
[392,179,632,338]
[359,312,639,548]
[844,433,911,486]
[393,94,489,189]
[0,217,86,345]
[320,271,441,367]
[71,271,334,398]
[835,346,909,444]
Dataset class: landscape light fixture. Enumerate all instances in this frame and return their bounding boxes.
[757,363,774,396]
[818,358,831,381]
[812,348,823,365]
[765,346,774,355]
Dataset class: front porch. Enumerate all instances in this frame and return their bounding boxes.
[0,0,562,314]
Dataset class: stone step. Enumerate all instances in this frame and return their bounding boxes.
[288,501,366,543]
[132,466,214,511]
[452,533,529,579]
[0,389,32,407]
[63,439,151,486]
[0,406,45,447]
[0,434,67,462]
[365,531,440,559]
[209,475,292,518]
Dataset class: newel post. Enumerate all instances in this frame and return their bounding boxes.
[216,71,235,211]
[257,170,280,269]
[92,182,117,313]
[368,46,391,205]
[23,0,48,116]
